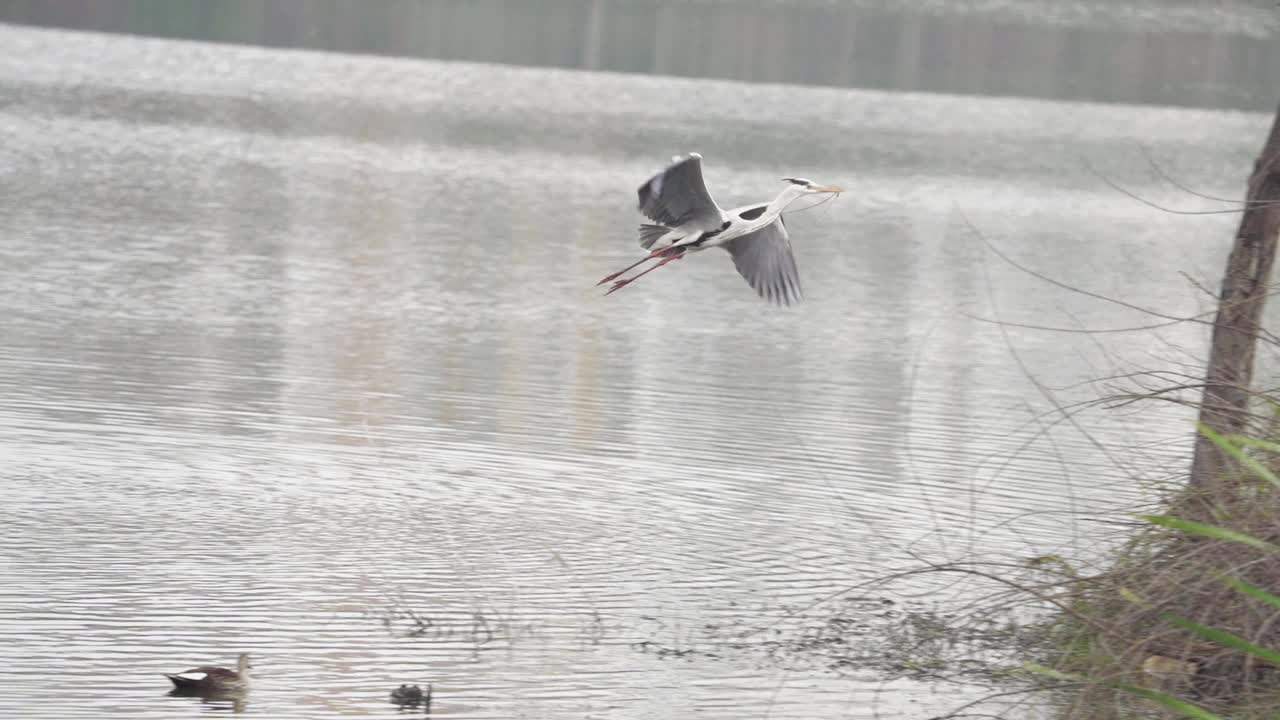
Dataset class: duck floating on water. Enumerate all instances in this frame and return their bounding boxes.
[164,653,252,694]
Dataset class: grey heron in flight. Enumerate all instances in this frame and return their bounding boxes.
[598,153,842,305]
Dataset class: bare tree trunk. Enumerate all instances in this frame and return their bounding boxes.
[1186,101,1280,514]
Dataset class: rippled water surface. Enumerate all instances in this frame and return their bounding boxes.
[0,22,1271,719]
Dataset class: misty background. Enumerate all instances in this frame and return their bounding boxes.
[2,0,1276,111]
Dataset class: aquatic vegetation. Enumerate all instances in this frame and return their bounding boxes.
[1034,427,1280,720]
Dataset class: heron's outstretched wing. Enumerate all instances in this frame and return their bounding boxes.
[723,219,802,306]
[636,153,725,232]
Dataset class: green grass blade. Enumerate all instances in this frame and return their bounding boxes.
[1138,515,1280,553]
[1226,435,1280,455]
[1109,682,1226,720]
[1119,586,1148,607]
[1220,575,1280,612]
[1024,664,1224,720]
[1165,614,1280,666]
[1199,423,1280,488]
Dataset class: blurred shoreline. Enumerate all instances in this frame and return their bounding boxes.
[0,0,1275,111]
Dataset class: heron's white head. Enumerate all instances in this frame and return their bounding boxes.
[782,177,843,195]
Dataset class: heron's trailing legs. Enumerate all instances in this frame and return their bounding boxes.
[604,249,686,295]
[597,244,682,286]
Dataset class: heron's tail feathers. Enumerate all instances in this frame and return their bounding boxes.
[637,224,670,249]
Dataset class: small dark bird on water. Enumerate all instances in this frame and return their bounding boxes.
[390,682,432,708]
[164,653,252,694]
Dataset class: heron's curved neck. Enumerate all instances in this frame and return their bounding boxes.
[727,186,808,237]
[763,185,807,221]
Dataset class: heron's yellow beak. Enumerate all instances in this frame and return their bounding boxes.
[810,184,844,194]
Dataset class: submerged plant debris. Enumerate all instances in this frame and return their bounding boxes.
[633,593,1045,686]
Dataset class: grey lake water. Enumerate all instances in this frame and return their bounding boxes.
[0,15,1273,720]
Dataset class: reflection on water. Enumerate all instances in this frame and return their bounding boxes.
[0,20,1271,720]
[168,688,247,715]
[0,0,1276,111]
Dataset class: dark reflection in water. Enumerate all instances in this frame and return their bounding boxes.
[167,688,247,714]
[0,0,1276,111]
